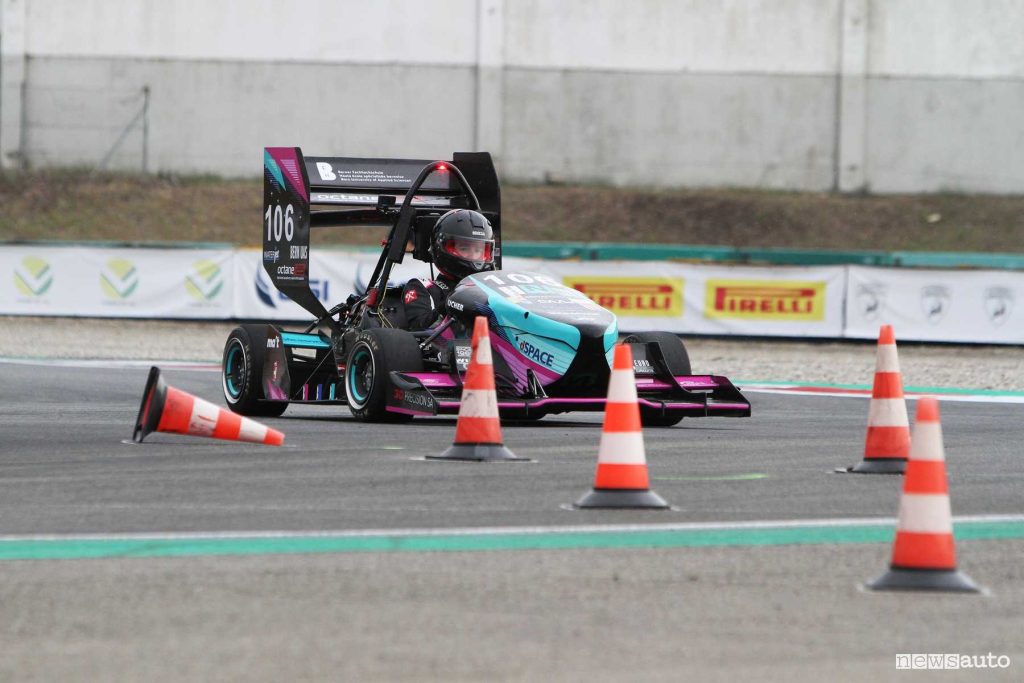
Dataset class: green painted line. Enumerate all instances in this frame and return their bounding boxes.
[1,520,1021,561]
[652,473,769,482]
[738,380,1024,398]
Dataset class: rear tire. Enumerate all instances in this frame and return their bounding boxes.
[345,328,424,422]
[623,331,691,427]
[222,324,289,417]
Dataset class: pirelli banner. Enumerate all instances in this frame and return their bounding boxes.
[535,261,847,338]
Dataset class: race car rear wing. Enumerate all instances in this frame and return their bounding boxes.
[262,147,501,327]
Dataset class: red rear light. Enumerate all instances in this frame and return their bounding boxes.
[436,162,448,172]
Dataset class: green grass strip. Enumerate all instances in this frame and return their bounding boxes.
[0,520,1021,561]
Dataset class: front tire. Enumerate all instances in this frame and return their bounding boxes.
[624,331,691,427]
[345,328,423,422]
[222,325,288,417]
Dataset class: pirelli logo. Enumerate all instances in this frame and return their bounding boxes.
[705,280,825,320]
[565,277,683,317]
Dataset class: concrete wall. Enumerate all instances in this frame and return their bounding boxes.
[2,0,1023,193]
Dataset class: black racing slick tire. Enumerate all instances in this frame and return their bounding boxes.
[344,328,424,422]
[623,331,691,427]
[222,324,289,418]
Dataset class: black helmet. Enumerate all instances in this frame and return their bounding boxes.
[430,209,495,279]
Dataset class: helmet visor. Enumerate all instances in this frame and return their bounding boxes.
[442,237,493,264]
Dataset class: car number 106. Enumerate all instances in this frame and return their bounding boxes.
[481,272,558,287]
[264,203,295,242]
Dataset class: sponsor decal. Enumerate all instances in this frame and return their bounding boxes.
[518,340,555,367]
[393,388,433,409]
[267,336,281,349]
[263,249,280,263]
[184,260,224,302]
[254,268,331,309]
[289,245,308,260]
[13,256,53,298]
[856,282,886,321]
[921,285,950,325]
[984,287,1013,327]
[447,298,464,311]
[276,263,307,278]
[404,289,418,304]
[564,277,683,317]
[453,343,472,370]
[100,258,139,301]
[705,280,825,320]
[316,162,336,181]
[632,358,654,375]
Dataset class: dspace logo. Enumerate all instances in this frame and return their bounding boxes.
[14,256,53,297]
[185,260,224,302]
[100,258,139,301]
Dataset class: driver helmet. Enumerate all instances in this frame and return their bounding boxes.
[430,209,495,279]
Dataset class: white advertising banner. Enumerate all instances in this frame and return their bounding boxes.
[231,248,437,321]
[3,244,1022,345]
[846,266,1024,344]
[0,245,234,319]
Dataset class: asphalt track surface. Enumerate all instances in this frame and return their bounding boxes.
[2,359,1023,681]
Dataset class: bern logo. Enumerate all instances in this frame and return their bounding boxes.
[920,285,950,325]
[984,287,1013,327]
[316,162,336,181]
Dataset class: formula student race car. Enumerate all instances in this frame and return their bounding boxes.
[220,147,751,426]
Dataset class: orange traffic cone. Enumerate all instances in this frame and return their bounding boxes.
[133,366,284,446]
[841,324,910,474]
[574,344,669,509]
[867,397,981,592]
[427,317,526,461]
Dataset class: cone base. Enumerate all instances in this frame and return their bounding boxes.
[573,488,670,509]
[843,458,906,475]
[133,366,167,444]
[426,443,529,462]
[867,566,982,593]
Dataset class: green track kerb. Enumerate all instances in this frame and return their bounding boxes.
[1,520,1022,561]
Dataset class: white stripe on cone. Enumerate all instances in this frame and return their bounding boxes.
[238,418,269,444]
[875,345,901,373]
[606,368,638,403]
[897,494,954,534]
[188,397,222,437]
[458,388,499,419]
[908,423,944,461]
[596,432,647,465]
[475,336,493,366]
[867,398,910,427]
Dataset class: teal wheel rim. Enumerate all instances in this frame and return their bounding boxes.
[224,342,243,399]
[347,347,372,404]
